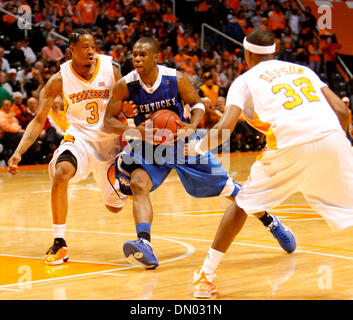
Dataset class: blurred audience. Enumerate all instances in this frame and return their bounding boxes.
[0,0,350,163]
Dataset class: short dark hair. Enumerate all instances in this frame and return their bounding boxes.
[69,29,92,45]
[246,28,274,47]
[134,37,159,54]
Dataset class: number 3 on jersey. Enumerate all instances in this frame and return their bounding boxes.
[86,102,99,124]
[272,77,320,110]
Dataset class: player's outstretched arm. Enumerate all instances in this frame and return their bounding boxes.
[185,105,241,156]
[321,86,349,132]
[8,72,62,175]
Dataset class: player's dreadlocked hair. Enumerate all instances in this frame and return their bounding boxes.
[246,28,274,47]
[69,29,92,45]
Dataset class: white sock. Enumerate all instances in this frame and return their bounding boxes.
[201,248,225,275]
[53,224,66,239]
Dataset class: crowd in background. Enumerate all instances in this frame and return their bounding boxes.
[0,0,352,166]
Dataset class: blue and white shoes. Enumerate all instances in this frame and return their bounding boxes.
[123,238,159,269]
[267,214,296,253]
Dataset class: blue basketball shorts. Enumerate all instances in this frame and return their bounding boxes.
[111,136,242,198]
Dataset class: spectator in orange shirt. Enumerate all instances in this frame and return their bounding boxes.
[11,91,27,120]
[185,32,197,50]
[199,72,219,108]
[174,47,189,68]
[162,6,177,25]
[106,2,122,23]
[0,99,24,162]
[323,34,342,90]
[308,37,322,74]
[145,0,161,14]
[181,57,195,76]
[227,0,241,15]
[76,0,98,28]
[268,3,285,38]
[196,0,211,31]
[48,96,67,139]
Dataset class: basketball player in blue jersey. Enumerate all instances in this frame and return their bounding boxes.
[104,37,295,269]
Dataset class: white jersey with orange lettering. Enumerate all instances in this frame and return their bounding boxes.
[48,54,127,208]
[60,54,116,144]
[226,59,342,149]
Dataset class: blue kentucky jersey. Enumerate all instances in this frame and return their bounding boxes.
[123,65,187,126]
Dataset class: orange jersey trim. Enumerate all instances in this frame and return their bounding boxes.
[69,55,100,84]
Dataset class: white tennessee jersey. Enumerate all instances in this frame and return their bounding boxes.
[60,54,116,141]
[226,59,342,149]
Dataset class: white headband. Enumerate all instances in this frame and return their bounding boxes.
[243,37,276,54]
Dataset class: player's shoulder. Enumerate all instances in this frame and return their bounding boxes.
[44,71,63,96]
[159,64,177,77]
[96,53,113,62]
[123,69,139,85]
[49,71,63,85]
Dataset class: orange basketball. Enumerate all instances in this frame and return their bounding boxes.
[151,109,181,144]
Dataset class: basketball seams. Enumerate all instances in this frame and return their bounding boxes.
[163,113,173,130]
[151,110,180,143]
[151,109,171,123]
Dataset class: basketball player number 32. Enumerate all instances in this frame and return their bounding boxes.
[86,102,99,124]
[272,77,320,110]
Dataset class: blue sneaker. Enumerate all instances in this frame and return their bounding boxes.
[123,238,159,269]
[268,214,296,253]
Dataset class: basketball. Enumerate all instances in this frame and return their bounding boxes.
[151,109,181,144]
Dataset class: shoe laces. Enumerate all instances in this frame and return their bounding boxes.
[269,219,290,243]
[46,238,67,255]
[194,267,216,284]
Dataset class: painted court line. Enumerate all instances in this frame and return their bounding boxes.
[103,273,127,277]
[1,225,352,261]
[0,253,133,267]
[0,266,138,290]
[0,229,195,290]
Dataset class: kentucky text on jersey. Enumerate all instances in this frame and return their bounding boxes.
[68,89,110,104]
[124,65,186,126]
[138,97,177,113]
[259,65,304,83]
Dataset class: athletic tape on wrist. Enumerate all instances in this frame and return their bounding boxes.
[190,102,205,112]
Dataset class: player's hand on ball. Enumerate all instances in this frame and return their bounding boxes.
[137,119,161,145]
[122,100,138,117]
[170,120,196,142]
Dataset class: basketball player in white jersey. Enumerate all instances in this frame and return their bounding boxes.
[186,28,353,298]
[8,29,128,265]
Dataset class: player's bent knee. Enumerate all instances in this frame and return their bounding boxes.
[53,162,76,184]
[130,174,152,195]
[106,205,123,213]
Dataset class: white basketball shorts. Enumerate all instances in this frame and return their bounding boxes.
[236,130,353,231]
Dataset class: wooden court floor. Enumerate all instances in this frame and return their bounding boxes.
[1,152,353,300]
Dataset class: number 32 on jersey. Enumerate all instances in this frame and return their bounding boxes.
[272,77,320,110]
